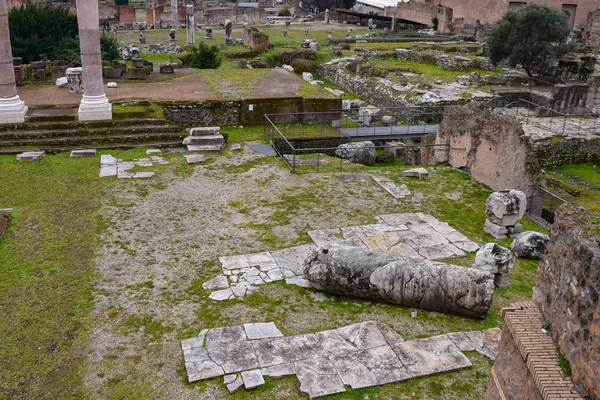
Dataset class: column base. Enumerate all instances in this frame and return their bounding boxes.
[0,96,28,124]
[78,94,112,121]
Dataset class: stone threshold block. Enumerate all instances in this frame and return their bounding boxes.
[17,151,45,161]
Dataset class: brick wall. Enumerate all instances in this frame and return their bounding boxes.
[585,8,600,47]
[485,302,582,400]
[533,204,600,399]
[243,27,270,52]
[383,2,453,33]
[421,0,600,31]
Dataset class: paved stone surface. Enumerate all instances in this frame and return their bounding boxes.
[371,175,411,198]
[244,322,284,340]
[99,153,168,178]
[181,321,500,397]
[241,369,265,390]
[205,214,479,301]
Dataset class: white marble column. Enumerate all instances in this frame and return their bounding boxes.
[186,5,194,45]
[76,0,112,121]
[171,0,178,28]
[0,0,27,124]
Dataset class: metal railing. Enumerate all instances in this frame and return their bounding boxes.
[493,98,599,137]
[264,112,449,174]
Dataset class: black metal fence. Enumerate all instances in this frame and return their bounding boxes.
[493,98,599,137]
[264,111,449,174]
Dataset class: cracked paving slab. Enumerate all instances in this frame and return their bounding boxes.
[204,213,480,301]
[181,321,500,398]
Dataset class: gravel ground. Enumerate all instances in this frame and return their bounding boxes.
[84,148,499,399]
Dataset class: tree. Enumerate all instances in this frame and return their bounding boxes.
[9,5,78,63]
[487,4,573,77]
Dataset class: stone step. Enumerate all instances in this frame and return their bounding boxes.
[190,127,220,136]
[0,141,185,155]
[183,134,225,146]
[0,132,186,148]
[187,143,225,153]
[0,118,174,132]
[0,125,183,140]
[27,108,78,123]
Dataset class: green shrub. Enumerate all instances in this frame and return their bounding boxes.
[9,5,78,63]
[54,33,121,66]
[558,355,572,376]
[290,58,315,74]
[100,33,120,62]
[190,43,222,69]
[279,7,292,16]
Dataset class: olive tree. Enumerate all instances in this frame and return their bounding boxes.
[487,4,573,77]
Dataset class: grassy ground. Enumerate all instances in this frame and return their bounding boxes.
[0,154,107,399]
[0,131,546,398]
[546,163,600,213]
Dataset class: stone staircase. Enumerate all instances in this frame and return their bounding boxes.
[183,127,226,153]
[0,108,187,155]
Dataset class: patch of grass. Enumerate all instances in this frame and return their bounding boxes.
[0,153,107,398]
[198,65,270,100]
[558,355,572,376]
[112,101,164,119]
[118,314,174,341]
[558,163,600,186]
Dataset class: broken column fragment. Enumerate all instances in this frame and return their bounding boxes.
[484,189,527,239]
[303,244,494,319]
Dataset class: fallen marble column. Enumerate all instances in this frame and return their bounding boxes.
[303,244,494,319]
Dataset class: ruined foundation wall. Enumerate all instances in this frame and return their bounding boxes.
[201,8,265,26]
[533,204,600,399]
[586,8,600,46]
[435,103,540,199]
[317,62,407,108]
[485,302,581,400]
[383,2,453,33]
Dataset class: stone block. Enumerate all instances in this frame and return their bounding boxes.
[127,67,149,80]
[241,370,265,390]
[102,66,123,79]
[159,63,174,74]
[484,219,508,239]
[402,168,428,179]
[70,149,97,158]
[16,151,45,161]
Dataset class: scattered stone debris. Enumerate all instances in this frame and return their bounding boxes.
[185,154,208,165]
[16,151,45,161]
[335,141,375,166]
[304,243,494,318]
[473,243,515,287]
[371,175,411,198]
[70,149,96,158]
[229,144,242,151]
[146,149,161,155]
[99,153,167,178]
[484,190,526,239]
[283,154,327,166]
[402,168,429,179]
[106,82,118,88]
[510,231,549,259]
[182,321,501,398]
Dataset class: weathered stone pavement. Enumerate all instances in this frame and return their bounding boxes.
[371,175,411,198]
[205,213,480,301]
[181,321,501,398]
[99,154,169,178]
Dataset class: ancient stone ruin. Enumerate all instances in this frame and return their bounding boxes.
[483,190,526,239]
[304,244,494,319]
[0,209,11,242]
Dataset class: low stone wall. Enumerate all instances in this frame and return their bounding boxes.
[201,7,265,26]
[396,49,493,71]
[317,60,407,108]
[162,97,342,126]
[533,204,600,399]
[485,301,582,400]
[161,100,241,126]
[0,210,10,242]
[533,137,600,168]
